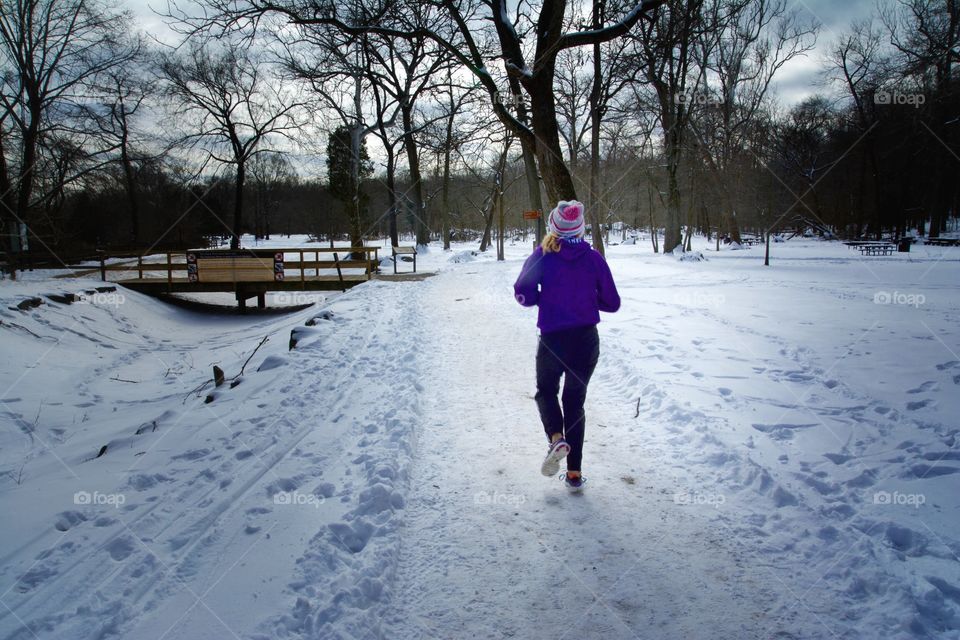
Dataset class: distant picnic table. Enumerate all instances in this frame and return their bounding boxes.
[924,237,960,247]
[843,241,896,256]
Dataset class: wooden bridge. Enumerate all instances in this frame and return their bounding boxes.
[99,247,394,309]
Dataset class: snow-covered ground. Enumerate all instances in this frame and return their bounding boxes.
[1,236,958,639]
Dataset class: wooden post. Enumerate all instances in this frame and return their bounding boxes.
[99,253,106,281]
[300,250,305,285]
[138,255,143,279]
[333,252,345,292]
[167,253,173,292]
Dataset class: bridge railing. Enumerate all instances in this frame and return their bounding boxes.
[98,247,381,290]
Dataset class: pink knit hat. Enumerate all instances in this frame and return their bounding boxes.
[547,200,585,238]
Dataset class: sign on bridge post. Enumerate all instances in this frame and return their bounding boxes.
[523,210,542,250]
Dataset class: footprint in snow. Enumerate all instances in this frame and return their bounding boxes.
[907,381,939,394]
[106,536,135,561]
[171,448,211,461]
[907,464,960,478]
[328,520,375,553]
[54,510,88,532]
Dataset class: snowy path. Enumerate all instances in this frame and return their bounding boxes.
[2,239,959,639]
[386,263,784,639]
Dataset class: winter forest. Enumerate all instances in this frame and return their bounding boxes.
[1,0,958,264]
[1,1,960,640]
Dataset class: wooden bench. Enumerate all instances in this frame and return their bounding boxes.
[924,237,960,247]
[392,246,417,274]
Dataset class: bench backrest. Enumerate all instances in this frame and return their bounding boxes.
[187,251,283,283]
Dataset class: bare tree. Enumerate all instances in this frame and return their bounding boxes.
[249,150,297,240]
[627,0,713,253]
[85,34,156,245]
[175,0,665,210]
[830,19,888,237]
[883,0,960,237]
[688,0,817,244]
[159,42,306,249]
[0,0,133,272]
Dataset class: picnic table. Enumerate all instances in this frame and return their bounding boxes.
[857,243,895,256]
[924,237,960,247]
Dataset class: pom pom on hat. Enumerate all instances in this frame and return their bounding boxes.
[547,200,586,238]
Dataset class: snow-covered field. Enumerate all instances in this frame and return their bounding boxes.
[1,236,958,639]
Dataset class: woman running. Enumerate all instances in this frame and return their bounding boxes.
[513,200,621,491]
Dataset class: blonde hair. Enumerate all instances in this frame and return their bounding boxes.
[541,232,562,253]
[541,231,586,253]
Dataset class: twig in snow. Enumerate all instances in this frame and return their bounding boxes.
[109,376,139,383]
[237,336,269,378]
[635,397,641,419]
[182,335,269,403]
[6,462,26,485]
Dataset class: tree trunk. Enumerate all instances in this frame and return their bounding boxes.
[386,150,398,247]
[120,130,140,245]
[647,178,659,253]
[663,136,683,253]
[401,103,429,246]
[497,173,505,260]
[441,115,453,250]
[232,161,245,249]
[479,194,496,252]
[527,73,578,205]
[480,136,512,252]
[588,0,606,255]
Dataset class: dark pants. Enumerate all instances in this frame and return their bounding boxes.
[535,325,600,472]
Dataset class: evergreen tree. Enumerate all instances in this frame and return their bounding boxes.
[326,125,373,253]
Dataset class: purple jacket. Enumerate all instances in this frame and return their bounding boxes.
[513,239,621,334]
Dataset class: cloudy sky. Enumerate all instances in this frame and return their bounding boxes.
[129,0,879,106]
